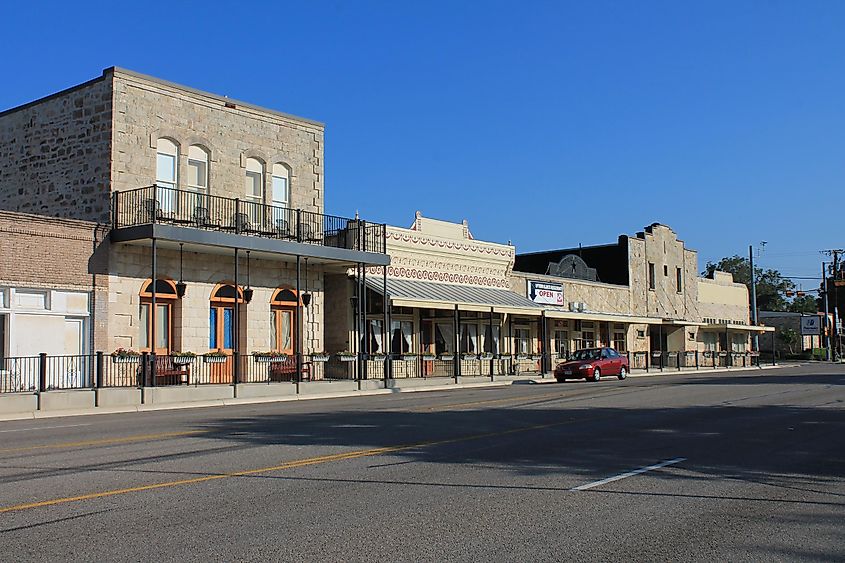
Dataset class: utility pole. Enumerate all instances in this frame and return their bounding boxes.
[749,245,759,353]
[822,249,844,361]
[822,261,831,361]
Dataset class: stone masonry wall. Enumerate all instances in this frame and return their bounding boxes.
[0,76,113,223]
[107,245,323,354]
[111,70,324,213]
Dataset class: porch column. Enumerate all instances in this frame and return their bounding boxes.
[725,325,730,368]
[454,305,460,382]
[489,307,495,381]
[771,329,776,365]
[382,265,390,382]
[356,263,364,387]
[233,248,240,386]
[508,313,514,374]
[295,255,301,393]
[540,311,548,377]
[150,238,157,387]
[361,263,367,381]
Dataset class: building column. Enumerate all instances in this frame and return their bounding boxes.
[150,238,157,387]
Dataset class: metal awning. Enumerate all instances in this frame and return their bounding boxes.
[544,309,659,324]
[701,323,775,332]
[365,278,543,316]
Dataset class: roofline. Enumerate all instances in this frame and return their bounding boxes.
[516,241,623,258]
[0,67,325,128]
[109,67,325,128]
[0,73,109,119]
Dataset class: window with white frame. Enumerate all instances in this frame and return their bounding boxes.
[187,145,209,193]
[702,332,717,351]
[244,158,264,226]
[271,163,289,208]
[731,333,747,352]
[482,323,500,354]
[554,330,568,358]
[514,327,530,355]
[434,322,455,354]
[156,138,178,213]
[460,323,479,354]
[368,319,384,354]
[613,330,626,352]
[391,320,413,354]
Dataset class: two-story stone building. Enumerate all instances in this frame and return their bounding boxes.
[0,67,388,385]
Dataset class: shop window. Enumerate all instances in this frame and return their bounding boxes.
[702,332,717,351]
[434,322,455,354]
[139,279,177,353]
[0,313,6,361]
[210,283,244,351]
[554,330,568,358]
[514,327,530,355]
[483,324,500,354]
[576,331,595,350]
[270,288,297,354]
[648,263,656,290]
[460,323,479,354]
[392,320,414,354]
[0,288,6,308]
[731,334,747,352]
[613,331,626,352]
[368,319,384,354]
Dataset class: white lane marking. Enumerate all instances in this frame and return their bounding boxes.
[571,457,687,491]
[0,423,92,433]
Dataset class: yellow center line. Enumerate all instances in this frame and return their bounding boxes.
[0,418,585,514]
[0,430,209,454]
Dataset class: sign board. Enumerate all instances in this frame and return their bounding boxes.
[528,280,563,306]
[800,316,821,336]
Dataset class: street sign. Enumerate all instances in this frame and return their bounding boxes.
[528,280,563,305]
[800,316,821,336]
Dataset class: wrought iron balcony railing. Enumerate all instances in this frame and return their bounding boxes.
[112,185,386,254]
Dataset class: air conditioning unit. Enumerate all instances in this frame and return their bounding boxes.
[569,302,579,312]
[577,302,588,312]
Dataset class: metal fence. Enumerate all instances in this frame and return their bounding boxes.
[113,185,387,254]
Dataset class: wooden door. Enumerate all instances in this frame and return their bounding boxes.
[210,305,234,383]
[271,307,295,355]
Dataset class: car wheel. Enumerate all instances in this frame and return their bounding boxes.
[618,366,627,380]
[592,368,601,382]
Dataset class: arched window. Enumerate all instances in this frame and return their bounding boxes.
[270,288,298,354]
[209,283,243,351]
[245,158,264,204]
[271,163,289,208]
[139,279,177,353]
[187,145,209,194]
[156,139,179,212]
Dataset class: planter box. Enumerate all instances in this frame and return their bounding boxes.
[253,355,288,363]
[401,355,418,361]
[311,355,330,362]
[479,354,494,361]
[439,354,455,361]
[371,355,387,362]
[203,355,228,364]
[516,355,531,361]
[421,355,437,361]
[337,355,357,362]
[461,355,478,361]
[172,356,195,366]
[111,355,140,364]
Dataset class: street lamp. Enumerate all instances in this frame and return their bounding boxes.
[749,241,766,353]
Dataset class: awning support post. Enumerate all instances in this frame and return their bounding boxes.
[454,304,460,383]
[234,248,240,388]
[490,307,495,381]
[540,311,548,378]
[383,265,390,384]
[295,254,301,394]
[150,238,157,387]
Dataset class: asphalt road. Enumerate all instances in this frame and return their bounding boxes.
[1,364,844,562]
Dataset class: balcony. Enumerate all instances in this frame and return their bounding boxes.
[112,185,386,255]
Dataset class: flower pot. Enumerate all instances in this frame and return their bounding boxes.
[172,356,195,365]
[311,355,330,362]
[254,355,287,363]
[204,355,228,364]
[439,354,455,361]
[401,355,418,361]
[421,355,437,361]
[337,354,357,362]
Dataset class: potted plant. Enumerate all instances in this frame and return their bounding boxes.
[253,351,288,363]
[111,348,141,364]
[439,353,455,361]
[337,350,357,362]
[310,351,330,362]
[203,351,228,364]
[171,351,196,365]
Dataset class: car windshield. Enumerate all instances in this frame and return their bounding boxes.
[571,349,601,361]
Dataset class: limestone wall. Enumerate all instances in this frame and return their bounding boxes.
[0,76,113,222]
[111,69,324,213]
[106,245,323,354]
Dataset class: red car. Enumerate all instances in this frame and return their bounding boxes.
[555,347,628,382]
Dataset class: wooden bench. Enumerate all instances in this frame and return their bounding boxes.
[268,359,312,382]
[151,357,190,385]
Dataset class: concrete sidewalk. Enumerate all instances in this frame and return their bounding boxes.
[0,364,786,422]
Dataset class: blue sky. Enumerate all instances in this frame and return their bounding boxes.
[2,1,843,284]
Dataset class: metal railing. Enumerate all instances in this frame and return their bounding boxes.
[113,185,387,254]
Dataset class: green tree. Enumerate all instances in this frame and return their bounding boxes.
[776,326,800,354]
[787,294,819,314]
[703,255,796,312]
